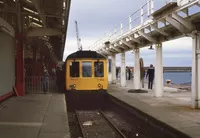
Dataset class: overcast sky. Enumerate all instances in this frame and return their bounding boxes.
[63,0,193,67]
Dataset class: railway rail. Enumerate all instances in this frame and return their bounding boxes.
[75,109,126,138]
[66,92,190,138]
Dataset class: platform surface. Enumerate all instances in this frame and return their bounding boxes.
[0,92,70,138]
[108,80,200,138]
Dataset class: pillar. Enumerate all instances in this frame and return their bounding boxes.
[120,52,126,87]
[111,54,116,84]
[15,1,25,96]
[15,33,25,96]
[155,43,163,97]
[134,48,140,89]
[192,32,200,109]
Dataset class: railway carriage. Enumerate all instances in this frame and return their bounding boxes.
[65,50,108,110]
[65,50,108,91]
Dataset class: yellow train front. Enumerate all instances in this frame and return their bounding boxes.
[65,50,108,91]
[65,50,108,109]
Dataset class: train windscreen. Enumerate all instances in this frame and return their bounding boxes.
[70,62,80,77]
[82,62,92,77]
[94,61,104,77]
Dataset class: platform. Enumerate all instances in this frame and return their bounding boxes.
[0,92,70,138]
[108,80,200,138]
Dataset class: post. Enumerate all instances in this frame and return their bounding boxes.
[155,43,163,97]
[120,52,126,87]
[140,7,144,25]
[15,0,25,96]
[114,28,117,39]
[129,15,132,31]
[15,34,25,96]
[134,48,140,89]
[192,32,200,109]
[120,23,123,35]
[111,54,116,84]
[150,0,154,14]
[147,0,150,16]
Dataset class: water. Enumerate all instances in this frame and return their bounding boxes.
[163,72,191,85]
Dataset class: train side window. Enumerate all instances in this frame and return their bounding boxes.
[82,62,92,77]
[94,61,104,77]
[70,62,80,77]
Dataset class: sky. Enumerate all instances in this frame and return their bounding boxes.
[63,0,193,67]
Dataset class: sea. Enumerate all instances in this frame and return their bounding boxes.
[163,72,191,85]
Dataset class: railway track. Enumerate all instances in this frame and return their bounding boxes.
[66,93,190,138]
[75,109,126,138]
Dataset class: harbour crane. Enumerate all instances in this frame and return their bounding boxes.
[75,20,82,51]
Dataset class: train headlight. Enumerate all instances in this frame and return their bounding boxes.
[98,83,102,88]
[70,84,76,89]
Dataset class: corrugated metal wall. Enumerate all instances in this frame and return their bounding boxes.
[0,32,15,96]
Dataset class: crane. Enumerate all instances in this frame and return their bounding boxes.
[75,20,82,51]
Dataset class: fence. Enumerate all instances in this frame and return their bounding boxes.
[25,76,57,93]
[89,0,178,51]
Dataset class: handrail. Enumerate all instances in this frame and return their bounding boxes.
[89,0,177,51]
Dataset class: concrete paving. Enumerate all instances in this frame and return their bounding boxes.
[0,92,70,138]
[108,80,200,138]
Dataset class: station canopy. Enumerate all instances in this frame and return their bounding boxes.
[0,0,71,62]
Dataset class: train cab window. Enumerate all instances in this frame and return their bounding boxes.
[70,62,80,77]
[94,61,104,77]
[82,62,92,77]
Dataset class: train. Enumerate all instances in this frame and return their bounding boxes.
[64,50,108,109]
[65,50,108,91]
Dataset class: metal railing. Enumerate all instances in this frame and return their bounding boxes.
[25,76,57,93]
[89,0,177,51]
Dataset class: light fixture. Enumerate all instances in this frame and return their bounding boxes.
[148,45,154,50]
[33,17,39,22]
[23,7,38,14]
[63,1,66,9]
[32,22,42,27]
[104,41,110,45]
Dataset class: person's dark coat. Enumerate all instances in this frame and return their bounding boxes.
[128,68,131,80]
[146,67,154,80]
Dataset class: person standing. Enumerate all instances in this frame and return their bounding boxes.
[128,68,131,80]
[146,64,155,89]
[116,68,119,80]
[126,67,128,80]
[43,66,49,94]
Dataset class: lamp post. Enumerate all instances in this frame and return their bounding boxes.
[148,45,154,50]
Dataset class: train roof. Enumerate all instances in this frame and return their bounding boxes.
[66,50,106,60]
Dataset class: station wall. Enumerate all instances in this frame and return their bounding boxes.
[0,32,15,97]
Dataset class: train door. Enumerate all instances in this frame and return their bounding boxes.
[80,60,94,90]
